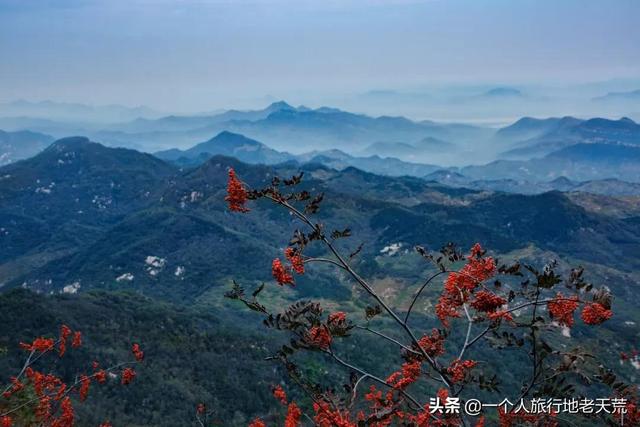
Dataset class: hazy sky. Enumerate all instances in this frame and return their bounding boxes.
[1,0,639,112]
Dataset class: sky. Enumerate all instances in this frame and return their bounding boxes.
[0,0,639,113]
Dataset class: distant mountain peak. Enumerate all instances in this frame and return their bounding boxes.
[549,176,575,185]
[154,131,294,166]
[483,87,523,97]
[210,130,254,141]
[266,100,295,111]
[191,132,265,155]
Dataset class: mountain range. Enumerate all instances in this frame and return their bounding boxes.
[0,100,162,123]
[147,116,640,190]
[497,116,640,159]
[1,101,640,191]
[425,172,640,196]
[0,101,494,158]
[156,129,640,191]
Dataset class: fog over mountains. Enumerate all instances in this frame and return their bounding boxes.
[1,97,640,195]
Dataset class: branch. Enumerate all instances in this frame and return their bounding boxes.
[519,284,542,402]
[304,257,347,271]
[267,196,452,387]
[354,325,420,357]
[404,270,449,324]
[323,349,423,410]
[404,269,488,325]
[1,348,36,397]
[465,324,493,348]
[458,302,474,360]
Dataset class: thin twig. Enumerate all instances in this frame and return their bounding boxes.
[323,349,423,410]
[304,257,347,271]
[404,270,450,324]
[465,324,493,348]
[354,325,419,356]
[1,348,36,397]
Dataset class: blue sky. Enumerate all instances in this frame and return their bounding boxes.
[1,0,638,112]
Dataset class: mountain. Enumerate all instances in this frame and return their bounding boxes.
[468,177,640,196]
[498,117,640,159]
[83,101,495,155]
[0,137,176,286]
[361,137,457,160]
[0,136,175,202]
[482,87,524,98]
[573,179,640,196]
[593,89,640,103]
[494,116,582,143]
[0,129,53,165]
[305,151,442,177]
[111,101,300,134]
[153,131,443,177]
[216,100,298,121]
[424,170,640,196]
[224,108,491,153]
[414,136,456,150]
[551,141,640,162]
[2,101,495,159]
[575,117,640,144]
[423,170,471,186]
[95,112,640,168]
[155,131,294,165]
[361,141,418,158]
[151,122,640,188]
[463,142,640,183]
[0,100,160,123]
